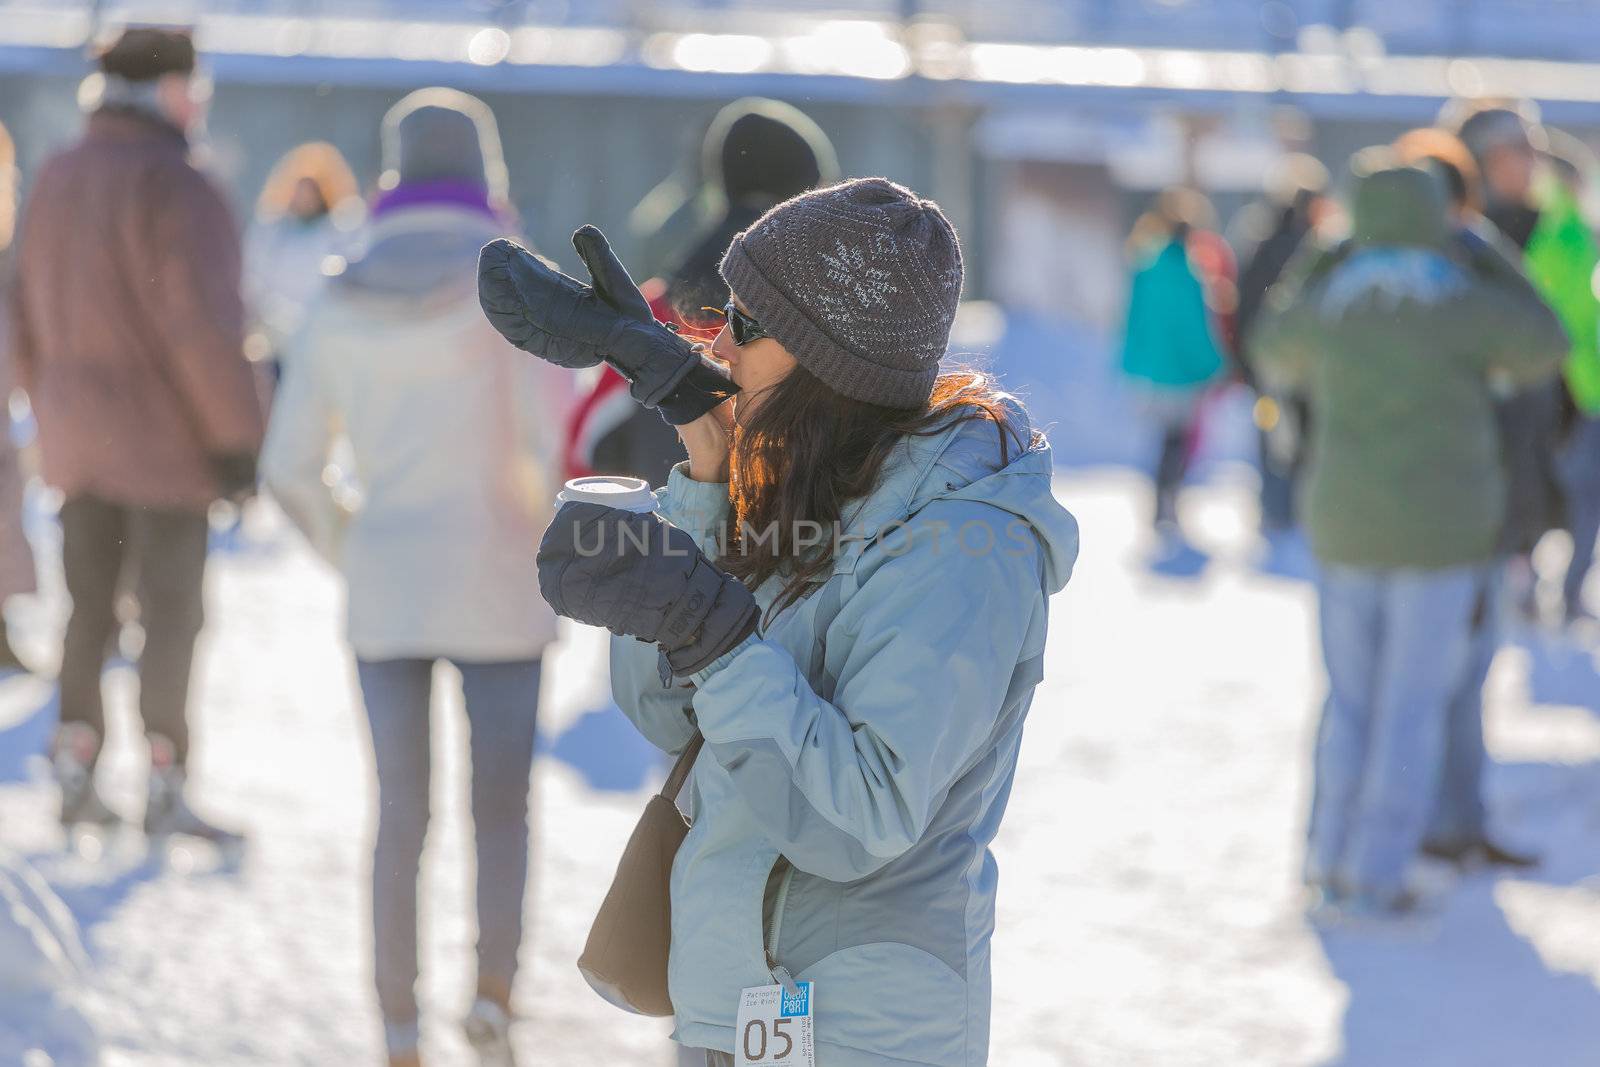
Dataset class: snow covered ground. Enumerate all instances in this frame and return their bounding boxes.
[3,466,1600,1066]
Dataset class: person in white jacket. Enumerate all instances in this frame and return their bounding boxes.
[243,140,364,376]
[261,88,572,1067]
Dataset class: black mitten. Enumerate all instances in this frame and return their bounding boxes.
[479,229,739,424]
[571,226,740,425]
[477,238,614,369]
[537,502,759,676]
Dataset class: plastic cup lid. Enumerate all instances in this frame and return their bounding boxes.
[558,476,658,512]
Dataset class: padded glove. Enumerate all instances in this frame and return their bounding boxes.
[537,501,759,677]
[478,227,738,424]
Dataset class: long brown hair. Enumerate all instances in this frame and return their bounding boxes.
[718,365,1035,619]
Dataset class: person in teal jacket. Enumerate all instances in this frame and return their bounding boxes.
[518,179,1079,1065]
[1120,193,1226,532]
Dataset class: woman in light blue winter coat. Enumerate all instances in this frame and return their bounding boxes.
[485,177,1078,1066]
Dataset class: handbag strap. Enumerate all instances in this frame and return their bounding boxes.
[661,732,704,802]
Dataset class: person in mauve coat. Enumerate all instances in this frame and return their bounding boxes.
[8,27,263,841]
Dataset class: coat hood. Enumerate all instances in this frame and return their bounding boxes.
[836,397,1079,594]
[665,100,841,313]
[1351,164,1452,250]
[331,205,504,307]
[702,97,838,205]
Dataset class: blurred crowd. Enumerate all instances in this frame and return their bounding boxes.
[4,13,1600,1065]
[1119,101,1597,916]
[0,23,870,1067]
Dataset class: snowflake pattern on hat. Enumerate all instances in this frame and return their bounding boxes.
[819,239,898,314]
[719,176,963,408]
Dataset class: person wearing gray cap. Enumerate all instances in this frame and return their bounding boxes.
[487,178,1080,1066]
[263,87,571,1067]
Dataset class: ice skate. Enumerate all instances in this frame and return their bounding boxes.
[463,996,515,1067]
[143,733,246,854]
[52,722,120,833]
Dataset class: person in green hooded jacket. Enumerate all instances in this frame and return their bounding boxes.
[1253,154,1566,914]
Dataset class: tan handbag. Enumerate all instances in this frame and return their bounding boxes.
[577,731,704,1016]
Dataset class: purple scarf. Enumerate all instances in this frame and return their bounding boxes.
[370,179,499,222]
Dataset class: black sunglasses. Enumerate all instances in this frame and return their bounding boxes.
[702,302,770,346]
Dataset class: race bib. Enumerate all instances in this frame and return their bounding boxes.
[734,979,815,1067]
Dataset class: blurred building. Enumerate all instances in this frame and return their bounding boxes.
[3,0,1600,321]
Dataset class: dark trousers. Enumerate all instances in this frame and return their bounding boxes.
[1154,423,1190,526]
[59,495,208,765]
[1559,416,1600,613]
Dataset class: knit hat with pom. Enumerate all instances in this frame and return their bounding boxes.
[719,177,963,408]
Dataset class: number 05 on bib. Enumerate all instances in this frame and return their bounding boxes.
[734,980,815,1066]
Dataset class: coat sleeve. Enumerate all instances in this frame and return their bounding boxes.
[260,319,346,564]
[1467,250,1570,388]
[1523,188,1600,400]
[142,166,265,457]
[608,462,733,755]
[1250,241,1346,391]
[682,499,1045,883]
[7,203,36,396]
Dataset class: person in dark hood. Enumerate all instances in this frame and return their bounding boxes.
[573,99,838,491]
[664,98,840,323]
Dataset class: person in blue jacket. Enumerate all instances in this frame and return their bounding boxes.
[482,177,1078,1066]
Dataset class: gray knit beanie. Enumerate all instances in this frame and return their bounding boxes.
[719,177,963,408]
[380,87,509,200]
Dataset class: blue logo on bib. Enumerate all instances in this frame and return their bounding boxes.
[780,982,811,1018]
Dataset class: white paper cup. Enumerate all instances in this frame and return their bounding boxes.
[557,475,659,514]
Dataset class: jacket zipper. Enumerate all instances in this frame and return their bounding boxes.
[764,860,799,994]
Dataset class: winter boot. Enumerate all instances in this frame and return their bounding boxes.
[52,723,119,829]
[463,996,515,1067]
[143,734,245,848]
